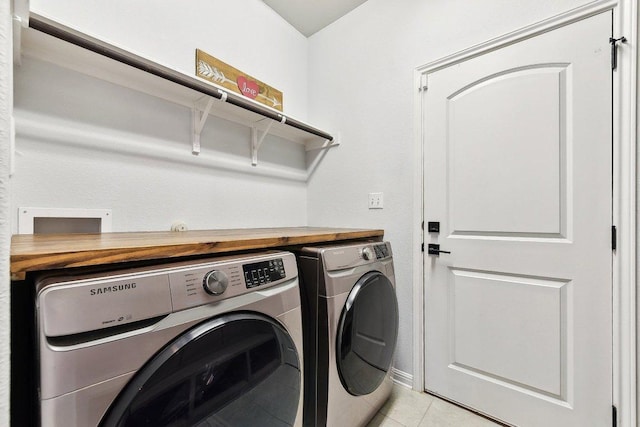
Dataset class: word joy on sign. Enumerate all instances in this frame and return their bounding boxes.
[195,49,283,111]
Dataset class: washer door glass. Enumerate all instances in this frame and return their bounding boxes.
[336,271,399,396]
[100,313,300,427]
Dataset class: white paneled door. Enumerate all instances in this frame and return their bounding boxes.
[423,12,612,427]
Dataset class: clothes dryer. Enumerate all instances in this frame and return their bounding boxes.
[36,251,303,427]
[297,241,398,427]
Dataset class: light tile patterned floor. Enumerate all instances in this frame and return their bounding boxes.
[367,385,503,427]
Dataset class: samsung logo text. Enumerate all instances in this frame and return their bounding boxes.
[90,283,137,296]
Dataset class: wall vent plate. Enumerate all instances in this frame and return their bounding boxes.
[18,207,112,234]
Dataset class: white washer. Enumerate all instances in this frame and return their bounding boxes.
[298,241,398,427]
[36,251,303,427]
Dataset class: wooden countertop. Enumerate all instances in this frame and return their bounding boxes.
[10,227,384,280]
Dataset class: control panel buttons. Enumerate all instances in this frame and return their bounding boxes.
[203,270,229,295]
[373,244,390,259]
[243,258,286,289]
[361,247,373,260]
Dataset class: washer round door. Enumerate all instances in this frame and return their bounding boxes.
[99,312,301,427]
[336,271,399,396]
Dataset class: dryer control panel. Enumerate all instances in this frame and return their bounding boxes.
[320,241,393,272]
[373,243,390,259]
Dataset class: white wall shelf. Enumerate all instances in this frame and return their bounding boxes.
[16,14,339,171]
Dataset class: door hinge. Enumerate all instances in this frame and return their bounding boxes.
[421,243,424,252]
[612,404,617,427]
[610,37,627,71]
[612,225,617,251]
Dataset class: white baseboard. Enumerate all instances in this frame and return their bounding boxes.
[391,368,414,389]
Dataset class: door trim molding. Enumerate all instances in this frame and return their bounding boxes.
[612,1,637,426]
[416,0,617,76]
[412,1,637,426]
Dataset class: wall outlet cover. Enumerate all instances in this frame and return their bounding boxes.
[368,192,384,209]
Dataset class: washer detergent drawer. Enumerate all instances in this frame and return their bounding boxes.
[39,272,172,337]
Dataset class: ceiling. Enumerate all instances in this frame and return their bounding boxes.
[262,0,369,37]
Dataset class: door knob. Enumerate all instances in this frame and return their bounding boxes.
[427,244,451,256]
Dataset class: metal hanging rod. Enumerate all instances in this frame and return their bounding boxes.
[27,14,334,142]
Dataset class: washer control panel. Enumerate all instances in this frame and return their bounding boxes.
[243,258,286,288]
[168,251,297,311]
[203,270,229,295]
[36,251,297,337]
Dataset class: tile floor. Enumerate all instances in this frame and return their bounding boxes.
[367,385,503,427]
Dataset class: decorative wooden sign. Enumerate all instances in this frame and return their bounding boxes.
[196,49,283,111]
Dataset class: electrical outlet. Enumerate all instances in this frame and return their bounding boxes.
[368,192,384,209]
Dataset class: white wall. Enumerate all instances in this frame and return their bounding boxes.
[0,2,12,425]
[13,0,310,233]
[307,0,597,377]
[12,57,307,232]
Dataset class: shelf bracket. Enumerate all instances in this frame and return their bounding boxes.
[251,119,276,166]
[305,133,341,152]
[191,97,215,155]
[306,132,341,179]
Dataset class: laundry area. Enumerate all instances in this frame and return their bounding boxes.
[0,0,638,426]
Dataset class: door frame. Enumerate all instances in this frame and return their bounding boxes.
[411,0,638,425]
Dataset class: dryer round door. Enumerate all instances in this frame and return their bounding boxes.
[99,312,301,427]
[336,271,399,396]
